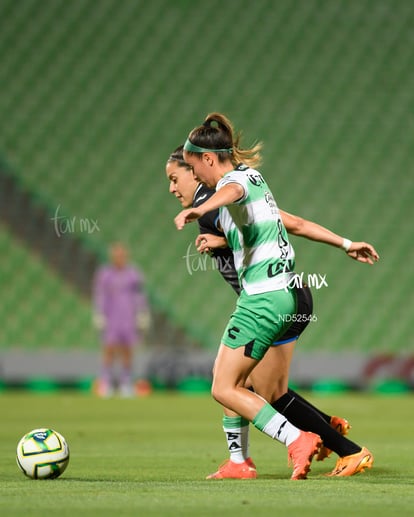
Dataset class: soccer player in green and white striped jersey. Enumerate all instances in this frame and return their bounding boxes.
[168,145,378,479]
[175,113,374,480]
[175,113,323,480]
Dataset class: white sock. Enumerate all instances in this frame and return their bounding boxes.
[222,415,250,463]
[263,414,300,446]
[253,403,300,446]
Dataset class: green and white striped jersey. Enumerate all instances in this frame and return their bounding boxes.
[216,164,295,294]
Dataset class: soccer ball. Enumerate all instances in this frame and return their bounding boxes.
[16,428,70,479]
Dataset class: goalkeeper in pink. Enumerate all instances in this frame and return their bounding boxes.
[93,243,150,397]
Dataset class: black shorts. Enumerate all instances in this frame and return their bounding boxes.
[272,285,313,345]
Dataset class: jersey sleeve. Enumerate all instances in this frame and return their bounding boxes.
[197,211,222,236]
[216,172,248,204]
[193,186,223,236]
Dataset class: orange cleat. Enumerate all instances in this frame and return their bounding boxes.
[245,457,256,469]
[327,446,374,477]
[316,416,352,462]
[206,458,257,479]
[288,431,322,480]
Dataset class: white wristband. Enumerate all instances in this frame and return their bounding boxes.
[341,238,352,252]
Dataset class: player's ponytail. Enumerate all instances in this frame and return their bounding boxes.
[184,112,263,169]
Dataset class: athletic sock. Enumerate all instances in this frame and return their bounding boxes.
[252,403,300,446]
[249,385,331,423]
[271,392,360,456]
[222,416,250,464]
[287,388,331,423]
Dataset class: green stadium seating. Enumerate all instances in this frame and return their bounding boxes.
[0,223,95,348]
[0,0,413,352]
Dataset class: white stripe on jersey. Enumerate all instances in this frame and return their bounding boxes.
[233,241,284,270]
[242,272,296,295]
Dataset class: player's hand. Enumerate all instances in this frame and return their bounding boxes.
[195,234,228,253]
[136,311,151,332]
[174,208,202,230]
[92,313,106,330]
[347,242,379,264]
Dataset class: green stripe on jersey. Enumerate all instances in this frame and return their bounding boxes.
[242,220,278,248]
[226,227,242,251]
[225,216,284,251]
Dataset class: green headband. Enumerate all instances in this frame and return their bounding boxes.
[183,138,233,154]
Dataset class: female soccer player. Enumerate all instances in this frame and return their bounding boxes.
[93,243,150,397]
[174,114,375,479]
[167,146,377,478]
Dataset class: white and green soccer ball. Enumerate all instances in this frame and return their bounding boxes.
[16,428,70,479]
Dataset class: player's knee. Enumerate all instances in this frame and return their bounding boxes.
[211,383,221,403]
[211,383,226,406]
[211,382,235,408]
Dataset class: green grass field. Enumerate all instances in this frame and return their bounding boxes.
[1,391,413,517]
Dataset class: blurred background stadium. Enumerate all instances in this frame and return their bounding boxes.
[0,0,413,392]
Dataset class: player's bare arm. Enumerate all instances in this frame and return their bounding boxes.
[175,183,244,230]
[280,209,379,264]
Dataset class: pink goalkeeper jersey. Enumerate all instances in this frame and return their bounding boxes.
[93,265,148,343]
